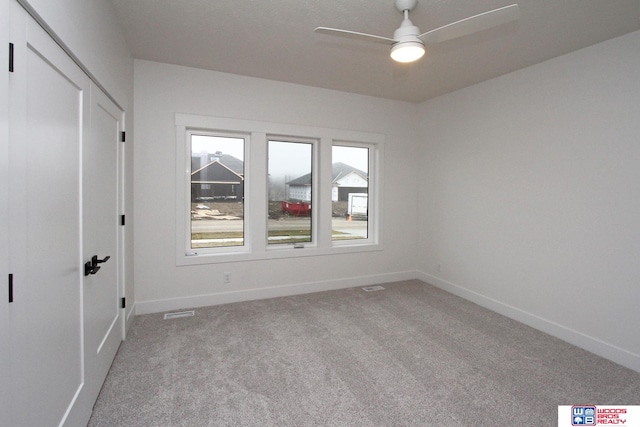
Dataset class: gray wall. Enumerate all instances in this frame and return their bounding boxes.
[416,30,640,371]
[133,59,419,312]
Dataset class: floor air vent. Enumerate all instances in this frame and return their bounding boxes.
[362,285,385,292]
[164,310,195,320]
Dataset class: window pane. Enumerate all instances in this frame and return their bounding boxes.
[190,134,244,248]
[268,140,312,245]
[332,145,368,241]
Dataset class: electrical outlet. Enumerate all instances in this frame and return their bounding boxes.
[223,272,231,283]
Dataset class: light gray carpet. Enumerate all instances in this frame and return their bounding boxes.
[88,280,640,426]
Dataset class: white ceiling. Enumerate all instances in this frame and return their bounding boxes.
[109,0,640,103]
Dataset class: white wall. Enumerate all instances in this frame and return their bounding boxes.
[17,0,132,107]
[417,30,640,371]
[133,60,419,312]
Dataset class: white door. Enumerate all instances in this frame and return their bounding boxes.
[82,84,123,406]
[6,3,123,426]
[8,3,90,426]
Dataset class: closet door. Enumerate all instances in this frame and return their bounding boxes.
[8,3,90,425]
[82,84,124,407]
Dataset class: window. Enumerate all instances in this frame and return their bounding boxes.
[332,145,369,242]
[268,139,314,246]
[175,114,383,265]
[189,132,246,249]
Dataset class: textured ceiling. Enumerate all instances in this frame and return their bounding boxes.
[109,0,640,103]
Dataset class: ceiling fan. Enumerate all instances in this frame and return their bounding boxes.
[314,0,520,63]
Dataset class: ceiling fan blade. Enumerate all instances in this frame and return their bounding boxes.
[418,4,520,44]
[314,27,396,45]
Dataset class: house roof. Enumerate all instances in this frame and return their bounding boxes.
[191,154,244,183]
[287,162,367,186]
[192,154,244,175]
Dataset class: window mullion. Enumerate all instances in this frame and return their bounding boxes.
[316,138,333,249]
[371,142,382,245]
[249,132,267,253]
[176,125,191,258]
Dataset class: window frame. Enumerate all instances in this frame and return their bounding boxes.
[185,129,249,253]
[175,113,383,266]
[331,141,376,246]
[267,135,318,248]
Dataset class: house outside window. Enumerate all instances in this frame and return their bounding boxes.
[268,139,314,246]
[189,133,245,249]
[331,145,369,241]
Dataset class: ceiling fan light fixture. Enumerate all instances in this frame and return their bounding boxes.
[390,41,425,63]
[315,2,520,65]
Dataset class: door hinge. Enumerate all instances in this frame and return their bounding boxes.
[121,297,126,309]
[8,274,14,303]
[120,131,126,142]
[9,43,14,72]
[120,214,125,226]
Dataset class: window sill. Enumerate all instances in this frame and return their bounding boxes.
[176,242,383,266]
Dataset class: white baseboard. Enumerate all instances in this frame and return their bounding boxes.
[417,271,640,374]
[134,270,417,316]
[133,269,640,373]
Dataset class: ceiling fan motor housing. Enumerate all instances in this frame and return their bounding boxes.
[393,20,424,45]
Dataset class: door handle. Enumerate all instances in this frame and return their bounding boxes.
[84,255,111,276]
[92,255,110,265]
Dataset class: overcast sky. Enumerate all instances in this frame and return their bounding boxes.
[192,135,368,179]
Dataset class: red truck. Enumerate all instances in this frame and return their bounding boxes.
[281,201,311,216]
